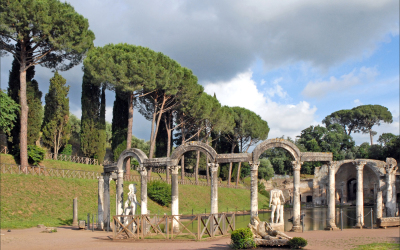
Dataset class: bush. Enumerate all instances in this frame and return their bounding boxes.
[27,145,46,166]
[147,180,171,206]
[288,237,307,249]
[61,144,72,156]
[230,227,256,249]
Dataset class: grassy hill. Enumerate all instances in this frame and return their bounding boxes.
[0,154,269,229]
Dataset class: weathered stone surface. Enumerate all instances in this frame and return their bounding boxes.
[300,152,332,162]
[377,217,400,228]
[170,141,217,162]
[216,153,252,163]
[78,220,86,229]
[249,217,291,247]
[144,158,171,167]
[253,138,301,163]
[254,238,290,247]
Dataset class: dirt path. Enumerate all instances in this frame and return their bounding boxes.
[1,226,399,250]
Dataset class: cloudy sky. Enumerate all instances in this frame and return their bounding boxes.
[1,0,399,146]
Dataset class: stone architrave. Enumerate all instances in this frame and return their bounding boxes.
[169,165,181,233]
[290,160,302,232]
[138,166,148,215]
[325,162,339,230]
[209,163,219,215]
[250,162,259,225]
[353,161,366,228]
[385,159,398,217]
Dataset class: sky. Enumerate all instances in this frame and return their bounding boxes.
[1,0,399,146]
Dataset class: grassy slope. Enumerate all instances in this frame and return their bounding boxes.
[0,154,269,229]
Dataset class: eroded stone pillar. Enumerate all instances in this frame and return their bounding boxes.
[354,161,366,228]
[116,170,124,216]
[97,176,104,229]
[325,162,338,230]
[376,186,383,219]
[170,165,181,232]
[290,160,302,232]
[209,163,219,215]
[250,162,259,225]
[103,173,110,229]
[72,197,78,227]
[385,160,398,217]
[139,166,148,215]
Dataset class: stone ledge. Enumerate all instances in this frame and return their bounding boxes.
[377,217,400,228]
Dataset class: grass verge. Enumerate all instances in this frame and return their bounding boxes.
[352,243,400,250]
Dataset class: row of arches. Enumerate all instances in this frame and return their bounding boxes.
[98,138,397,232]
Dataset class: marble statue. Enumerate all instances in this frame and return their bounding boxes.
[248,216,291,247]
[269,189,285,224]
[124,184,140,216]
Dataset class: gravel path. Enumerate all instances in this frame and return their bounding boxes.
[1,226,399,250]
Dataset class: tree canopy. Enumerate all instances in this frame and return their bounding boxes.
[0,89,19,137]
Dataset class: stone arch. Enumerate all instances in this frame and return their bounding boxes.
[117,148,148,172]
[170,141,217,164]
[252,138,301,163]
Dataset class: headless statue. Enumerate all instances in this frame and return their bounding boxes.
[269,189,285,223]
[124,184,140,216]
[249,216,292,240]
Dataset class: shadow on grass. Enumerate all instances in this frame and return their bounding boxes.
[58,218,73,226]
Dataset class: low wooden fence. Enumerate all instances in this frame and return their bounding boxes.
[45,153,99,165]
[112,213,235,240]
[0,163,101,180]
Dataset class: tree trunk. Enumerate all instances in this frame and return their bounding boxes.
[166,113,171,181]
[126,93,134,176]
[236,162,242,186]
[181,125,186,180]
[19,49,29,172]
[370,130,373,146]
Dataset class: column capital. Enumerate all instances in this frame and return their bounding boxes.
[291,161,302,171]
[353,160,366,171]
[327,161,336,170]
[385,163,398,174]
[138,166,147,176]
[168,165,181,175]
[249,161,259,171]
[208,163,219,172]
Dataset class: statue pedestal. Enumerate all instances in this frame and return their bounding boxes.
[271,222,284,232]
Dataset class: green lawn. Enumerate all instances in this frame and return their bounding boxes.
[0,173,269,229]
[352,243,400,250]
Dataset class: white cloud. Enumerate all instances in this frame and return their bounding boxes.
[353,99,362,106]
[266,77,288,99]
[204,70,318,140]
[302,67,378,98]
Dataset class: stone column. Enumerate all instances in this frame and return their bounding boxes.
[250,162,259,225]
[103,173,110,229]
[97,176,104,229]
[139,166,148,215]
[290,160,302,232]
[116,170,124,216]
[170,165,181,232]
[354,161,366,228]
[209,163,219,215]
[376,185,383,219]
[72,197,78,227]
[325,162,338,230]
[385,161,398,217]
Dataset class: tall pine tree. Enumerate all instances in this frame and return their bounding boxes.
[7,46,43,151]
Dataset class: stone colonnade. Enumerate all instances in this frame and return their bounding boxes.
[97,139,335,232]
[324,158,398,230]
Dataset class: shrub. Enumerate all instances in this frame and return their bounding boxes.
[230,227,256,249]
[27,145,46,166]
[61,144,72,156]
[147,180,171,206]
[288,237,307,249]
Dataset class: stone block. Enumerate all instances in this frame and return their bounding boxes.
[377,217,400,228]
[78,220,86,229]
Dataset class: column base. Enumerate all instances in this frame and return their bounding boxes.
[354,223,364,229]
[324,225,339,231]
[72,222,78,227]
[289,225,302,232]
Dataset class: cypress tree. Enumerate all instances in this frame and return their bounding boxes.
[111,90,129,152]
[80,69,101,158]
[97,85,107,164]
